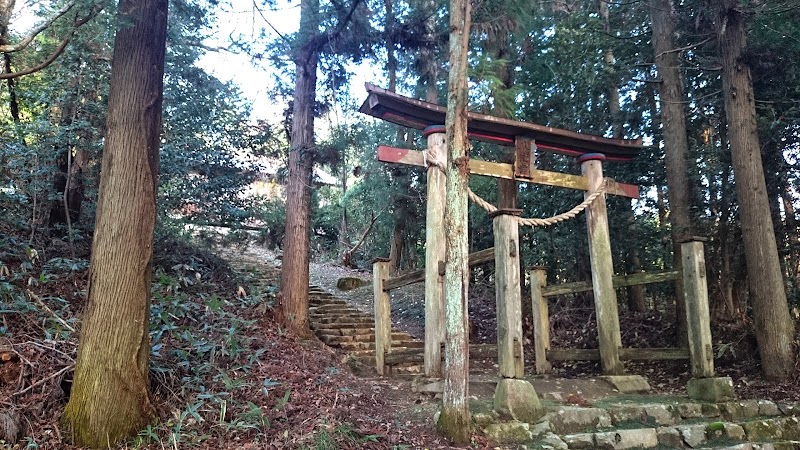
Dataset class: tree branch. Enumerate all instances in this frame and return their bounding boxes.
[654,37,714,59]
[252,0,290,45]
[0,3,103,80]
[340,207,385,267]
[304,0,362,58]
[0,0,77,53]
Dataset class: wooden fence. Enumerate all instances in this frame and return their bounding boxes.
[531,239,713,377]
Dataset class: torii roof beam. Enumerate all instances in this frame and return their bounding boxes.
[359,83,643,162]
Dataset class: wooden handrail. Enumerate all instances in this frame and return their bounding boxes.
[546,347,689,361]
[541,270,680,297]
[384,344,499,366]
[382,247,495,291]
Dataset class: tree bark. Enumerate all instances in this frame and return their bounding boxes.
[384,1,410,273]
[715,0,796,379]
[436,0,471,442]
[62,0,167,445]
[602,0,644,311]
[717,125,738,319]
[49,96,86,230]
[650,0,692,341]
[417,0,438,103]
[0,0,20,123]
[484,29,517,209]
[277,0,320,337]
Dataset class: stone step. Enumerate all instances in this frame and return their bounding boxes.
[309,305,365,315]
[336,340,424,351]
[310,309,370,317]
[537,402,800,450]
[309,301,346,308]
[311,322,375,331]
[549,401,798,435]
[478,402,800,449]
[311,315,373,325]
[310,297,358,304]
[320,334,373,345]
[560,422,800,449]
[310,315,372,325]
[317,331,414,344]
[314,327,375,337]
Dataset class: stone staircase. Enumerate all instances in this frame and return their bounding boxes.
[220,248,424,374]
[478,397,800,449]
[307,285,424,374]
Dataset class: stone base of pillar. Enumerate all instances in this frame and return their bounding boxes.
[687,377,735,402]
[493,378,544,423]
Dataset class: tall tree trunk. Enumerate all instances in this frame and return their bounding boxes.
[437,0,471,442]
[49,93,86,230]
[278,0,320,338]
[0,0,18,186]
[62,0,167,445]
[484,30,517,209]
[715,0,796,379]
[388,200,406,271]
[417,0,438,103]
[717,124,738,319]
[600,0,645,311]
[782,188,799,285]
[0,0,20,124]
[384,1,411,273]
[338,155,349,259]
[650,0,692,342]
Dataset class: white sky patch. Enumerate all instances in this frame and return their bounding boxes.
[197,2,301,122]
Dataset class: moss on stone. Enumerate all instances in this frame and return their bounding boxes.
[742,419,783,441]
[482,421,533,444]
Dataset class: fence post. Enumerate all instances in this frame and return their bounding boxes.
[372,258,392,376]
[530,268,551,374]
[491,209,524,378]
[681,238,714,378]
[423,125,447,377]
[579,153,624,375]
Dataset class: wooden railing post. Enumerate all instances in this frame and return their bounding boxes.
[491,209,524,378]
[373,259,392,376]
[423,125,447,377]
[579,153,624,375]
[530,268,551,374]
[681,238,714,378]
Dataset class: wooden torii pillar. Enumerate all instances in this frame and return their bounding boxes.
[579,153,624,375]
[423,125,447,377]
[360,83,643,377]
[378,142,639,376]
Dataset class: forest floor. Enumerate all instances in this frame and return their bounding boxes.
[1,236,800,449]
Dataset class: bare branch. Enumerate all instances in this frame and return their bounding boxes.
[252,0,290,45]
[181,39,235,54]
[305,0,363,56]
[0,3,103,80]
[1,0,77,53]
[0,32,70,78]
[655,37,714,59]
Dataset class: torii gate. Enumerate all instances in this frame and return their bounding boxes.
[360,83,643,378]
